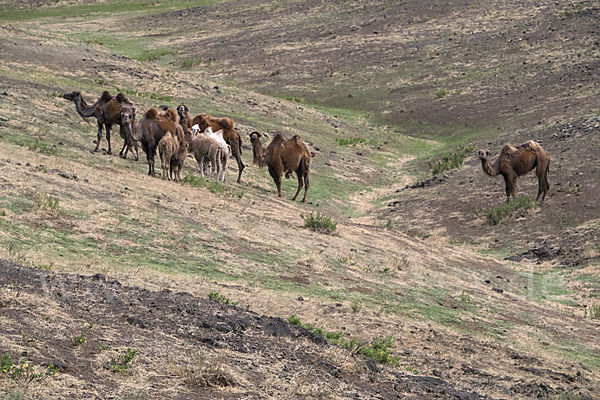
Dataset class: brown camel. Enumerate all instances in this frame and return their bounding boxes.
[191,113,245,183]
[177,104,194,143]
[133,107,184,177]
[248,131,311,203]
[158,131,179,181]
[478,140,550,204]
[63,91,137,159]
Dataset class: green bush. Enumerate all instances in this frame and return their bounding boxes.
[428,144,474,175]
[181,58,202,69]
[435,89,448,98]
[208,291,239,306]
[358,336,400,366]
[301,212,337,234]
[486,196,535,225]
[111,347,138,373]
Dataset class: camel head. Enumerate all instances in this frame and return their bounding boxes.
[248,131,263,144]
[191,124,201,137]
[478,149,491,160]
[62,91,81,102]
[177,104,189,119]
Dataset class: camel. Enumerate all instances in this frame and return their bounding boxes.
[478,140,550,204]
[248,131,311,203]
[177,104,194,143]
[133,107,184,177]
[189,135,221,181]
[191,113,245,183]
[170,140,189,183]
[158,131,179,181]
[200,127,231,182]
[63,91,138,159]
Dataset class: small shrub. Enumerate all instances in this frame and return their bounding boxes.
[358,336,400,366]
[67,323,92,347]
[336,137,366,146]
[271,69,281,76]
[111,347,138,373]
[459,290,471,302]
[179,352,235,387]
[564,184,582,194]
[301,212,337,234]
[435,89,448,98]
[285,96,304,103]
[351,299,363,313]
[287,315,302,325]
[486,196,535,225]
[428,144,474,175]
[208,291,239,306]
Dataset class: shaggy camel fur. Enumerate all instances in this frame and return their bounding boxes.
[158,131,179,181]
[133,107,184,177]
[191,113,245,183]
[248,131,311,203]
[63,91,137,158]
[170,140,189,183]
[201,127,231,182]
[479,140,550,204]
[189,135,221,181]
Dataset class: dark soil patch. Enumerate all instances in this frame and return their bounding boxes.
[279,275,310,285]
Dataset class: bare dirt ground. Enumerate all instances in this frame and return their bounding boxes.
[1,0,600,399]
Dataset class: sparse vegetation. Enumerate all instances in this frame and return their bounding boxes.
[67,323,92,347]
[208,291,239,306]
[428,145,475,175]
[486,196,535,225]
[0,354,58,392]
[351,298,363,313]
[585,302,600,319]
[33,192,61,215]
[358,336,401,366]
[28,140,59,156]
[564,184,582,194]
[435,89,449,98]
[134,48,174,62]
[110,347,138,373]
[181,58,202,69]
[301,212,337,234]
[115,87,171,102]
[271,69,281,76]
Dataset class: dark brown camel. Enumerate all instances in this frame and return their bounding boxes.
[63,91,137,159]
[191,113,245,183]
[478,140,550,204]
[248,131,311,203]
[177,104,194,144]
[132,107,184,177]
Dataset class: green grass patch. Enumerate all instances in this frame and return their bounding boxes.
[486,196,535,225]
[134,48,174,62]
[28,140,60,156]
[427,144,474,176]
[181,58,202,69]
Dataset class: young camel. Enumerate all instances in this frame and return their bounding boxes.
[158,131,179,181]
[189,135,221,181]
[478,140,550,204]
[170,140,189,183]
[191,113,245,183]
[248,131,311,203]
[200,127,231,182]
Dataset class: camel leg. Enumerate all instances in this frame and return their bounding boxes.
[94,122,103,152]
[229,141,245,184]
[269,165,283,198]
[105,124,112,155]
[120,141,128,159]
[291,170,303,201]
[301,173,310,203]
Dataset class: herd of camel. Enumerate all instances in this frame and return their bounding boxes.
[62,90,550,206]
[63,90,312,202]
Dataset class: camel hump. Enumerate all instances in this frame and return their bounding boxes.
[523,140,541,151]
[501,143,519,155]
[100,91,113,102]
[162,108,178,122]
[144,108,159,120]
[105,99,122,120]
[218,117,234,130]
